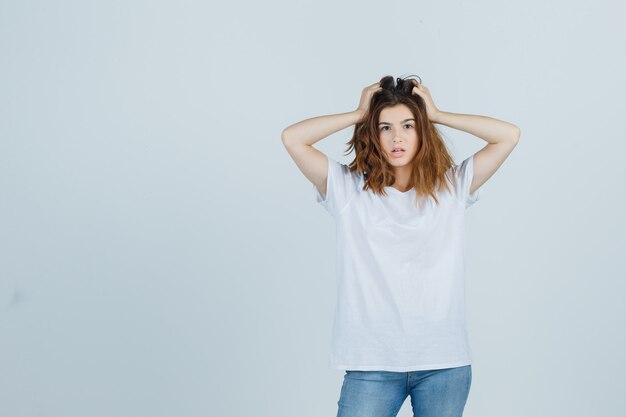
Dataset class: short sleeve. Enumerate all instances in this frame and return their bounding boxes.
[313,156,358,217]
[454,154,481,208]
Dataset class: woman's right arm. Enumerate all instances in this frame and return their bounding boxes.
[281,110,364,198]
[281,82,381,197]
[281,110,364,147]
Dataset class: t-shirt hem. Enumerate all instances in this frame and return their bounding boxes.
[330,359,471,372]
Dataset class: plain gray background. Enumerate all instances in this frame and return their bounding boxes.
[1,1,624,416]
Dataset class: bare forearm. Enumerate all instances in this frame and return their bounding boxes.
[433,111,520,144]
[281,110,364,147]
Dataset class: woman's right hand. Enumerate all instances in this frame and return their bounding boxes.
[355,82,383,119]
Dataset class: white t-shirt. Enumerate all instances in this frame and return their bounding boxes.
[314,154,480,372]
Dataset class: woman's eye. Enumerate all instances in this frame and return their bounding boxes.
[380,125,412,131]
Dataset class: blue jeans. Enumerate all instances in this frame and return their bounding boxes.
[336,365,471,417]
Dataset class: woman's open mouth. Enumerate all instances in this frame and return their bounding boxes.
[391,149,405,158]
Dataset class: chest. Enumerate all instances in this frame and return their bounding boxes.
[339,191,464,264]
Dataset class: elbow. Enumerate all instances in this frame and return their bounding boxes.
[510,125,521,145]
[281,128,292,147]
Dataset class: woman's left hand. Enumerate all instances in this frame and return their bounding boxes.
[411,80,441,123]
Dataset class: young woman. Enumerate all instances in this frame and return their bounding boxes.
[281,75,520,417]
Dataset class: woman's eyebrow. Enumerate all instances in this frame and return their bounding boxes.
[378,118,416,125]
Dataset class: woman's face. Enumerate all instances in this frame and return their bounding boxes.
[377,104,419,167]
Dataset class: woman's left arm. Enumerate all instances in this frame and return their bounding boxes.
[411,80,521,195]
[433,111,520,195]
[432,111,520,145]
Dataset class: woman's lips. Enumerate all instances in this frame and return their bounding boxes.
[390,150,405,158]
